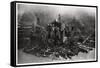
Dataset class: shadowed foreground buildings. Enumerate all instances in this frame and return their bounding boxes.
[18,14,95,60]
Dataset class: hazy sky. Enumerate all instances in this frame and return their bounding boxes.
[17,3,96,18]
[16,3,96,26]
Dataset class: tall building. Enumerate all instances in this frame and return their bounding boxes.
[47,14,66,46]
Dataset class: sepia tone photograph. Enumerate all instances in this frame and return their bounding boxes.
[14,2,97,66]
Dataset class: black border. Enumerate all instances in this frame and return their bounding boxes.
[10,1,98,67]
[10,1,16,66]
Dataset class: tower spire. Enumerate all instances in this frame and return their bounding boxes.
[56,14,61,22]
